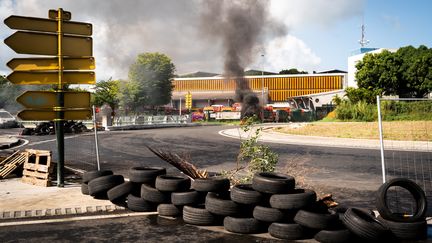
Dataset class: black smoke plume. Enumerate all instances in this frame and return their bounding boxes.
[201,0,281,118]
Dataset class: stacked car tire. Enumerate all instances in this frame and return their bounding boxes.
[375,178,428,241]
[81,169,428,242]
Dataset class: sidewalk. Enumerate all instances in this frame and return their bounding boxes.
[0,178,124,220]
[219,124,432,152]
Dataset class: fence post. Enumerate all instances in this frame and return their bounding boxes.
[92,105,101,171]
[377,95,386,183]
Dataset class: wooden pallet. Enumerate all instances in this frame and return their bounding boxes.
[21,149,53,187]
[0,150,26,179]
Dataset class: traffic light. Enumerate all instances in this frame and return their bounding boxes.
[185,92,192,109]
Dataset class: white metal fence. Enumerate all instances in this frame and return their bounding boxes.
[377,96,432,215]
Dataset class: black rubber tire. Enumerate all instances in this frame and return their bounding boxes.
[88,175,124,197]
[127,194,156,212]
[171,190,206,206]
[192,176,230,192]
[376,177,427,222]
[155,175,191,192]
[183,205,216,226]
[314,229,354,243]
[342,207,390,242]
[252,172,295,194]
[268,222,312,240]
[205,192,240,216]
[330,206,375,221]
[107,181,134,203]
[129,166,166,184]
[377,215,427,240]
[157,204,182,217]
[223,216,262,234]
[81,183,89,195]
[253,205,294,223]
[230,184,263,205]
[294,209,339,230]
[270,189,317,210]
[141,184,171,203]
[82,170,113,184]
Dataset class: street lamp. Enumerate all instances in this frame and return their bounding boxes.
[261,54,265,106]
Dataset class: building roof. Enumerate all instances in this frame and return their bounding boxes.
[177,71,220,78]
[317,69,347,74]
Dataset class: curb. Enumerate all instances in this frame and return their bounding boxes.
[0,137,22,149]
[107,123,201,131]
[0,204,126,220]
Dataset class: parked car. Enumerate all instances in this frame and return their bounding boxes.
[0,109,19,128]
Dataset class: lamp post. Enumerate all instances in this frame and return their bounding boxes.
[261,54,265,106]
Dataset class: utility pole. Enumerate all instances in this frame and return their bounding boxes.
[261,54,265,106]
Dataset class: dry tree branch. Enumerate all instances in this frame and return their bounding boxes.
[146,145,208,179]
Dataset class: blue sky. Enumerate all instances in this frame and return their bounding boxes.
[273,0,432,73]
[0,0,431,80]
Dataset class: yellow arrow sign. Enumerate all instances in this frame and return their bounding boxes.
[16,91,90,109]
[48,9,72,21]
[7,71,95,85]
[4,31,92,56]
[7,57,95,71]
[17,109,92,121]
[4,15,91,36]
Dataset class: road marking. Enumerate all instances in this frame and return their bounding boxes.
[0,212,158,227]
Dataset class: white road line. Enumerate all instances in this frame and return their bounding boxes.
[0,212,158,227]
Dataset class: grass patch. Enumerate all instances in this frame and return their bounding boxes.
[275,121,432,141]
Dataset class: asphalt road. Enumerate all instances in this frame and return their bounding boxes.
[0,214,280,243]
[5,125,390,208]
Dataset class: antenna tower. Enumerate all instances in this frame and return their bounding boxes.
[359,22,370,47]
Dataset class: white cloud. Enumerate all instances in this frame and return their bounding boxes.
[270,0,365,30]
[250,35,321,73]
[0,0,364,80]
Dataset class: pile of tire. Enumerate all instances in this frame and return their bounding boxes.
[81,169,428,242]
[375,178,428,241]
[81,169,126,202]
[215,171,354,240]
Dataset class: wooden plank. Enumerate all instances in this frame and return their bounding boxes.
[0,152,26,178]
[0,157,25,175]
[21,176,50,187]
[0,150,20,166]
[22,169,49,179]
[23,163,50,173]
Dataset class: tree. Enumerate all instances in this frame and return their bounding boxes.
[92,79,121,113]
[279,68,308,75]
[355,45,432,98]
[128,52,175,109]
[0,75,23,112]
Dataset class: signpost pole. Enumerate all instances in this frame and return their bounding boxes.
[55,8,65,187]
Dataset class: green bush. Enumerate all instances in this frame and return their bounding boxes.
[381,101,432,121]
[335,100,377,121]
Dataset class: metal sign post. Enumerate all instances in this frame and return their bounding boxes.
[4,8,95,187]
[55,8,65,187]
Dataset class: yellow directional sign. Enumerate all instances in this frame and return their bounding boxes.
[7,57,95,71]
[17,109,92,121]
[4,31,92,56]
[4,15,91,36]
[17,91,90,109]
[48,9,72,21]
[7,71,95,85]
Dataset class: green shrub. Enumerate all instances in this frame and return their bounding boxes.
[335,100,377,121]
[381,101,432,121]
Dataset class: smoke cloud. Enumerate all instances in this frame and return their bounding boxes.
[200,0,286,118]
